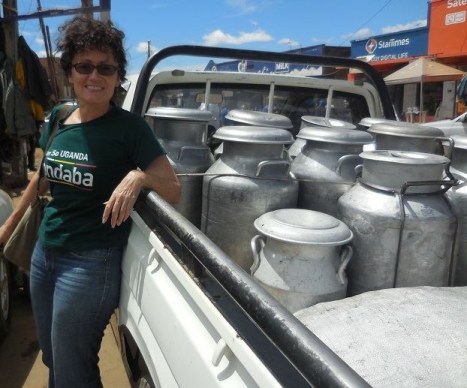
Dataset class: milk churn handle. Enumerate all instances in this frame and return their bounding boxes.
[337,245,353,285]
[435,136,457,180]
[255,160,290,177]
[359,178,457,195]
[335,155,362,179]
[359,180,399,194]
[435,136,454,160]
[177,145,212,161]
[354,164,363,178]
[400,179,457,196]
[250,235,265,275]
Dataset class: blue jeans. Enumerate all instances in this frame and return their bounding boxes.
[30,240,123,388]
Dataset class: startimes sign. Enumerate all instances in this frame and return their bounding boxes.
[351,27,428,62]
[365,38,411,54]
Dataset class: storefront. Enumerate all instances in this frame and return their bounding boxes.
[351,0,467,121]
[429,0,467,116]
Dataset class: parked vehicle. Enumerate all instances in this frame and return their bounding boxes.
[423,111,467,136]
[0,189,14,342]
[117,46,466,387]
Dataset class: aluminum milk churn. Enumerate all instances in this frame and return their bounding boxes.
[337,150,456,295]
[367,121,448,155]
[357,117,399,130]
[201,126,298,271]
[288,116,356,160]
[224,109,293,131]
[445,135,467,286]
[357,117,398,150]
[215,109,293,157]
[251,208,353,313]
[291,127,373,217]
[145,107,214,227]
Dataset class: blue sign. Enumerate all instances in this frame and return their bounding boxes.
[205,45,325,74]
[351,27,428,62]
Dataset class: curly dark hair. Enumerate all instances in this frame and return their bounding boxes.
[57,16,127,80]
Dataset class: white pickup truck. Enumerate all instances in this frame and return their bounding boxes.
[116,46,466,388]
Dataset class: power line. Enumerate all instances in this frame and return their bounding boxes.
[339,0,394,45]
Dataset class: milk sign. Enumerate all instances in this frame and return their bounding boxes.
[275,62,290,73]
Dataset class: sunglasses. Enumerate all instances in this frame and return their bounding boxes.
[72,63,119,76]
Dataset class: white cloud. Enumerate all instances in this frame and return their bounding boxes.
[343,27,374,43]
[226,0,257,14]
[343,19,428,44]
[36,50,47,58]
[278,38,300,47]
[35,36,45,46]
[136,41,159,55]
[203,29,273,46]
[382,19,427,34]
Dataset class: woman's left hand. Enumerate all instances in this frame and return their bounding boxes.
[102,170,143,228]
[102,155,181,228]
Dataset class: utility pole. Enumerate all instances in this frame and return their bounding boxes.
[2,0,18,62]
[81,0,93,19]
[81,1,110,22]
[37,0,58,100]
[147,41,151,59]
[100,0,110,21]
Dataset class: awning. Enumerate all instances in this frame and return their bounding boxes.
[384,57,465,85]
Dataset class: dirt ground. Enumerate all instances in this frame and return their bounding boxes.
[0,149,131,388]
[0,288,129,388]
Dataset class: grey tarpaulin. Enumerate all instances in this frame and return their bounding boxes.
[295,286,467,387]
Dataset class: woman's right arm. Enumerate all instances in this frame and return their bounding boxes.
[0,171,43,246]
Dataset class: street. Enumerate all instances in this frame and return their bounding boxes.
[0,285,130,388]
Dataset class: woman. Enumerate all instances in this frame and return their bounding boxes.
[0,17,180,387]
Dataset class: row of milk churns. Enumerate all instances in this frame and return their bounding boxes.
[145,107,463,313]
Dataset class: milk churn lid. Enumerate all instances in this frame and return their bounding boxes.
[360,150,450,165]
[358,117,398,128]
[225,109,293,129]
[451,135,467,150]
[145,107,213,122]
[301,116,356,130]
[213,125,294,144]
[368,121,444,138]
[254,208,353,245]
[297,127,373,145]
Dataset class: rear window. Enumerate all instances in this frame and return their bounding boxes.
[147,82,370,134]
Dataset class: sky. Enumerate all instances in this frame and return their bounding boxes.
[14,0,431,75]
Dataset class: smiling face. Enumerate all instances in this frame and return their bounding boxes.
[68,50,121,108]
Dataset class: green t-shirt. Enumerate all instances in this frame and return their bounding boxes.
[38,104,166,250]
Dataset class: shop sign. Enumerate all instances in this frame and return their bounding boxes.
[429,0,467,56]
[205,45,326,75]
[445,10,465,25]
[351,27,428,63]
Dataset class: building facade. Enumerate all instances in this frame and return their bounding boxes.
[351,0,467,121]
